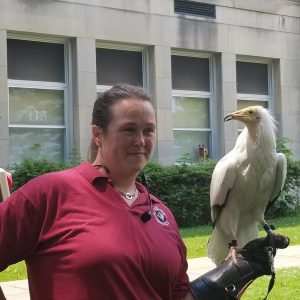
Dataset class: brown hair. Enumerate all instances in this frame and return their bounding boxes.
[88,84,153,162]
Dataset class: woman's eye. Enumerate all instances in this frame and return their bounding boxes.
[123,127,135,133]
[144,128,155,134]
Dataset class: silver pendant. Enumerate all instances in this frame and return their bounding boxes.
[124,192,134,200]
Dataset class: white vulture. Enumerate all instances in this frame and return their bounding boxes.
[207,106,287,266]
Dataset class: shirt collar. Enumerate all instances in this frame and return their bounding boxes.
[74,161,108,184]
[74,162,160,203]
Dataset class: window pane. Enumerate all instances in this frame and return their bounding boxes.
[7,39,65,82]
[236,61,268,95]
[9,128,64,163]
[173,130,209,163]
[173,96,210,128]
[96,48,143,86]
[237,100,268,130]
[237,100,268,110]
[171,55,210,91]
[9,88,64,126]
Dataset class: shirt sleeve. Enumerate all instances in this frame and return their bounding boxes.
[0,189,43,271]
[162,208,189,300]
[172,235,190,300]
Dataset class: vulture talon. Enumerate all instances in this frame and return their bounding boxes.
[263,223,275,234]
[224,246,240,265]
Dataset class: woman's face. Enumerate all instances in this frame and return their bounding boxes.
[94,98,156,176]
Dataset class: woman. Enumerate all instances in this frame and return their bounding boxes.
[0,84,195,299]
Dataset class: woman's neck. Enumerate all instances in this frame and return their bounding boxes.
[110,175,137,193]
[92,161,137,192]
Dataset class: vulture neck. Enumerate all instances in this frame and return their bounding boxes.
[245,120,276,153]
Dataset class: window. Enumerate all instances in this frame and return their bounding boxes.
[172,53,214,163]
[7,38,70,163]
[236,58,273,131]
[174,0,216,18]
[96,45,147,93]
[236,61,268,95]
[172,55,210,91]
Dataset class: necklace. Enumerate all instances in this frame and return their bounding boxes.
[119,188,139,200]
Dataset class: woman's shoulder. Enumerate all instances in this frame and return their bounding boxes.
[18,162,100,196]
[31,166,75,182]
[17,165,78,195]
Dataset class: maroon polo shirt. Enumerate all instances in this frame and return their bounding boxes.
[0,162,189,299]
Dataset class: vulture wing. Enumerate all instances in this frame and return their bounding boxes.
[266,153,287,212]
[210,154,237,224]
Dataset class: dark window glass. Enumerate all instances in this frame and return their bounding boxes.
[171,55,210,91]
[7,39,65,82]
[236,61,268,95]
[96,48,143,86]
[174,0,216,18]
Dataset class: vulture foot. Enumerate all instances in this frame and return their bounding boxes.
[224,240,241,264]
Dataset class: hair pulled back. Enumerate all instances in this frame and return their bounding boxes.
[88,83,152,162]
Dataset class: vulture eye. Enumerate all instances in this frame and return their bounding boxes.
[249,111,253,114]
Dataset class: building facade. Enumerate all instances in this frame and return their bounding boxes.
[1,0,300,166]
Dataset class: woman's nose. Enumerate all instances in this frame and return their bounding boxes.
[134,131,145,146]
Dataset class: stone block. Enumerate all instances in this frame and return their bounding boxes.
[154,77,172,110]
[0,30,7,67]
[76,38,96,73]
[0,66,8,102]
[76,71,97,107]
[0,139,9,167]
[228,26,286,58]
[0,102,9,138]
[156,109,173,140]
[221,52,236,83]
[156,140,174,165]
[1,0,86,37]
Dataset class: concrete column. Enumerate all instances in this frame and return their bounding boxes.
[72,37,97,161]
[220,52,238,157]
[0,30,9,167]
[148,45,173,165]
[277,58,300,159]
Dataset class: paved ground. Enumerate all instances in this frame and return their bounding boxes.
[1,245,300,300]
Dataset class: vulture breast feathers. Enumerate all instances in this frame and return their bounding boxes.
[207,106,287,266]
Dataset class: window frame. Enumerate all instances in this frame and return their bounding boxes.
[236,56,274,112]
[95,42,149,93]
[7,34,72,162]
[171,50,217,161]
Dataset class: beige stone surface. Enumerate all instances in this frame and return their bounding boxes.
[1,0,300,162]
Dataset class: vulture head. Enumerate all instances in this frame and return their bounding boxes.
[224,106,263,124]
[223,105,277,141]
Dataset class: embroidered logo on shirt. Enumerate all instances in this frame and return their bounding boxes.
[153,206,169,225]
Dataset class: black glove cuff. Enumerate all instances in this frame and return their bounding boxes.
[189,235,285,300]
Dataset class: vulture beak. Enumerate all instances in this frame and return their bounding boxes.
[224,114,233,122]
[224,107,251,122]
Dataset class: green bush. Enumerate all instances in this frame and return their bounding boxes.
[8,157,75,191]
[142,160,216,227]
